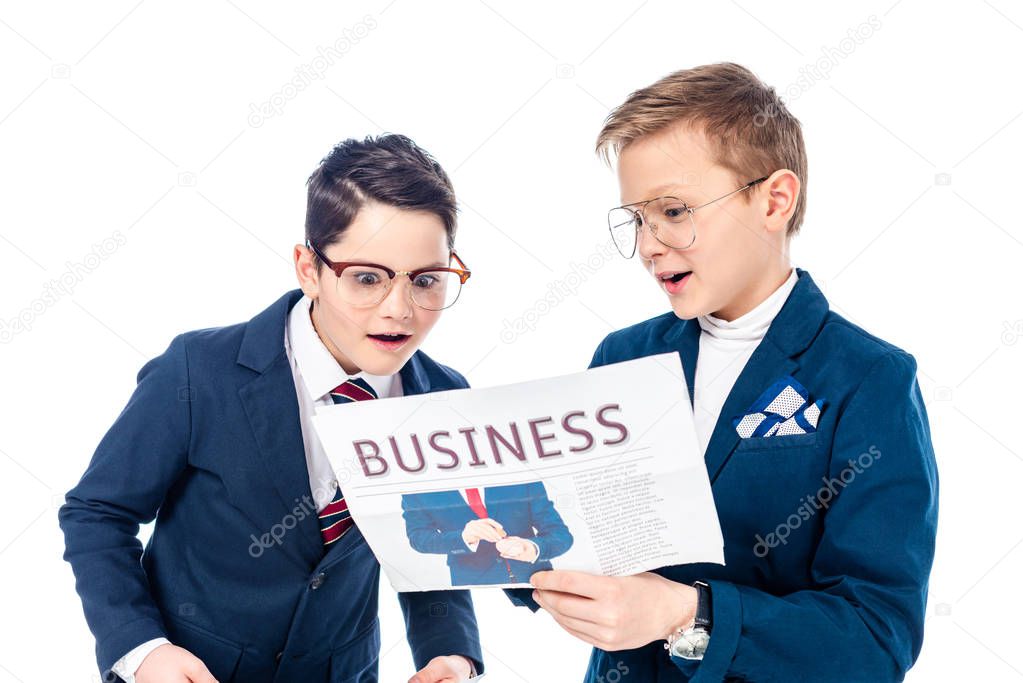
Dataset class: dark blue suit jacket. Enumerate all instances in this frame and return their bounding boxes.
[59,289,483,683]
[509,269,938,682]
[402,482,574,585]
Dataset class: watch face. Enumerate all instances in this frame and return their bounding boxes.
[670,629,711,659]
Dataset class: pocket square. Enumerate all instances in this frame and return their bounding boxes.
[733,375,825,439]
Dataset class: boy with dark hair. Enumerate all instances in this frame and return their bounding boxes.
[60,134,483,683]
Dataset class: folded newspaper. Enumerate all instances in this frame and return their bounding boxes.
[311,352,724,591]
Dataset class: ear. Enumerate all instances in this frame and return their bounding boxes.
[294,243,321,299]
[762,169,800,235]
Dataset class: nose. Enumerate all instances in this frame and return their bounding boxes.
[377,278,414,320]
[636,217,666,261]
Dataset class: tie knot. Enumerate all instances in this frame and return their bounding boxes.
[329,377,378,403]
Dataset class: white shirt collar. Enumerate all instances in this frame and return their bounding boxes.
[285,295,397,401]
[697,268,798,342]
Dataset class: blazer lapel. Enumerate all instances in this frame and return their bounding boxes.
[399,352,432,397]
[237,290,324,567]
[701,270,830,484]
[661,315,701,408]
[703,341,799,482]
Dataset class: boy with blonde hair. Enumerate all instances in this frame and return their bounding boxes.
[516,63,938,683]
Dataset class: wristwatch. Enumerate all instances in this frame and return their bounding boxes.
[665,581,712,660]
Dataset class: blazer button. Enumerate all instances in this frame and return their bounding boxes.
[309,572,326,590]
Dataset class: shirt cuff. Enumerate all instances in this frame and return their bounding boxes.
[111,637,170,682]
[527,540,541,563]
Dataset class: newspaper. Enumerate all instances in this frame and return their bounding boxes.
[311,352,724,591]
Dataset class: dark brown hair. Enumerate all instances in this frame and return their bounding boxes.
[305,134,458,266]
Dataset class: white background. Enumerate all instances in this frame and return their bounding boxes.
[1,1,1020,681]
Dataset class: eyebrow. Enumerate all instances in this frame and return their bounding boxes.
[346,259,449,270]
[622,184,696,206]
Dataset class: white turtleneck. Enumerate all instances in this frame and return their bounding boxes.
[692,269,798,455]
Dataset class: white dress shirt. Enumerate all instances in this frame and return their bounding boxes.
[285,295,402,510]
[692,269,798,456]
[112,295,402,681]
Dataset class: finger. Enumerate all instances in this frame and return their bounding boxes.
[478,526,505,542]
[559,622,605,649]
[536,597,606,648]
[532,588,606,624]
[547,610,611,646]
[481,518,505,533]
[408,658,455,683]
[185,661,219,683]
[530,569,606,598]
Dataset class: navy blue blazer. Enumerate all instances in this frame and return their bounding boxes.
[59,289,483,683]
[401,482,574,585]
[509,269,938,682]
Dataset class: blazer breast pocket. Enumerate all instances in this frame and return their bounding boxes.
[727,432,825,504]
[718,431,828,553]
[734,431,819,453]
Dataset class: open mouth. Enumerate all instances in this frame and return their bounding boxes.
[368,331,411,351]
[367,332,412,350]
[657,270,693,294]
[368,333,410,341]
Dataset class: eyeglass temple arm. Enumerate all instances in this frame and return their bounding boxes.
[450,251,471,282]
[690,176,770,211]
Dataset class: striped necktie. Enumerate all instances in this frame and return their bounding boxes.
[318,377,378,547]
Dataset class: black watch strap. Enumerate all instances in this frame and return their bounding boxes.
[693,581,713,632]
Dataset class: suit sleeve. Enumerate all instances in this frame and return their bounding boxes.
[58,334,192,675]
[589,336,610,369]
[676,351,939,682]
[401,494,473,555]
[527,482,574,561]
[399,589,483,674]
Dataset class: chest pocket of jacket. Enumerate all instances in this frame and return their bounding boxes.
[715,433,827,558]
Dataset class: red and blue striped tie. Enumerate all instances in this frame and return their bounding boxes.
[319,377,378,547]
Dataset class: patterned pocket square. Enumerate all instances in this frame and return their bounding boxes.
[732,375,826,439]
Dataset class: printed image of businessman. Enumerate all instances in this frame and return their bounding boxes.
[402,482,574,586]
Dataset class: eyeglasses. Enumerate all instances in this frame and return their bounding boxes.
[306,240,471,311]
[607,176,769,258]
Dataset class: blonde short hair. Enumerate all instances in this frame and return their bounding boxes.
[596,62,808,235]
